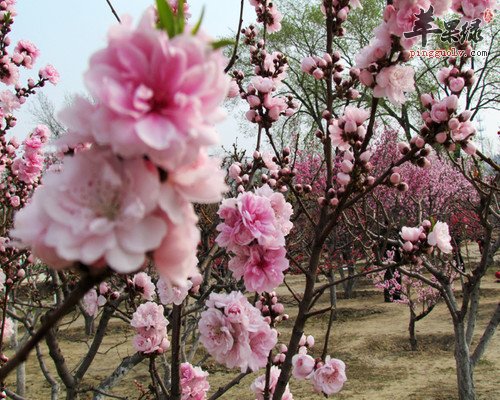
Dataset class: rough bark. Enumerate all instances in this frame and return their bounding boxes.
[454,321,476,400]
[93,353,145,400]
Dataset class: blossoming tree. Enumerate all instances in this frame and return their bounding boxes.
[0,1,498,400]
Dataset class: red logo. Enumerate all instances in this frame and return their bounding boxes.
[483,8,494,24]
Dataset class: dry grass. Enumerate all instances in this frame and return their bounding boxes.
[5,272,500,400]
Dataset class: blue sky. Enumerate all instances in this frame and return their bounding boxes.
[10,0,253,150]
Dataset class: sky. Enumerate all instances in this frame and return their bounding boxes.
[10,0,254,151]
[8,0,499,155]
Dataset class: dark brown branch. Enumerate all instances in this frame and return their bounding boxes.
[170,304,182,400]
[224,0,245,73]
[0,269,110,382]
[208,371,251,400]
[105,0,121,23]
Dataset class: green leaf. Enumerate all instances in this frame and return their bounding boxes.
[211,39,235,50]
[191,6,205,35]
[177,0,185,34]
[156,0,176,38]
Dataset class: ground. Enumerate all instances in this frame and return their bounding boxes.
[5,271,500,399]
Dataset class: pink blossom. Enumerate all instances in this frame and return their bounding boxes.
[311,356,347,395]
[0,90,20,113]
[301,56,317,73]
[449,77,465,92]
[83,9,229,170]
[229,245,289,294]
[266,4,283,33]
[250,366,293,400]
[292,353,315,380]
[427,221,453,253]
[373,65,415,105]
[158,151,227,224]
[199,291,277,372]
[131,302,170,354]
[254,184,293,236]
[430,99,450,123]
[12,147,167,273]
[0,62,19,85]
[132,272,155,301]
[14,40,40,68]
[431,0,452,16]
[39,64,59,84]
[344,106,370,125]
[154,207,200,286]
[180,362,210,400]
[216,191,284,251]
[252,76,274,93]
[157,276,192,305]
[167,0,191,19]
[131,302,168,331]
[400,226,423,242]
[354,24,392,69]
[452,0,496,20]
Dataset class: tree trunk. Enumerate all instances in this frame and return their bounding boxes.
[83,313,95,336]
[409,309,417,351]
[321,269,337,359]
[454,321,476,400]
[12,319,26,397]
[466,283,480,347]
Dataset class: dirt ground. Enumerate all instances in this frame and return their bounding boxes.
[5,272,500,400]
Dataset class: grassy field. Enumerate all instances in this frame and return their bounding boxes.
[6,270,500,399]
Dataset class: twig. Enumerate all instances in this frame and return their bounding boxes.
[105,0,121,23]
[0,269,110,382]
[208,371,251,400]
[224,0,245,73]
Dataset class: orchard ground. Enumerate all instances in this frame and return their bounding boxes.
[6,244,499,399]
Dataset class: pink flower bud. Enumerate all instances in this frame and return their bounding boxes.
[463,141,476,155]
[446,95,458,111]
[415,136,425,148]
[359,69,374,86]
[313,68,324,79]
[448,118,460,130]
[397,142,410,155]
[435,132,447,143]
[341,159,353,173]
[389,173,401,185]
[330,198,339,206]
[403,241,413,252]
[420,93,433,108]
[301,56,317,72]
